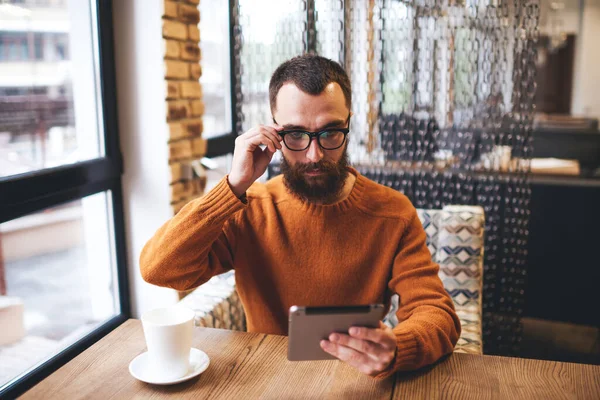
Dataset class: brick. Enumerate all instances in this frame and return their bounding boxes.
[171,162,194,183]
[170,118,203,139]
[170,182,186,201]
[191,100,204,116]
[191,137,207,157]
[178,3,200,24]
[166,80,179,99]
[190,63,202,80]
[179,41,201,61]
[177,181,194,199]
[190,179,200,196]
[191,177,207,195]
[181,163,193,180]
[169,140,192,161]
[171,181,194,202]
[170,163,183,183]
[163,39,180,59]
[163,20,187,40]
[166,100,191,120]
[163,0,177,18]
[182,118,203,137]
[164,60,190,79]
[185,181,195,197]
[168,122,185,140]
[180,80,202,98]
[188,24,200,42]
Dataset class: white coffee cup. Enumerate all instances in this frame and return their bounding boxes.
[141,306,195,381]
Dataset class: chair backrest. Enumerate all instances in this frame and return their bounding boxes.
[384,206,485,332]
[434,206,485,315]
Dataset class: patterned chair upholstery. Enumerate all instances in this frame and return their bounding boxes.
[179,205,485,355]
[178,271,246,331]
[384,205,485,354]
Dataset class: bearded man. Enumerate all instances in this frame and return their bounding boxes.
[140,54,460,378]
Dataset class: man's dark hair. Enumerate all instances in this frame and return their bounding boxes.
[269,54,352,112]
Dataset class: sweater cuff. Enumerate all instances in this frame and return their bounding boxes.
[374,325,419,380]
[189,175,246,221]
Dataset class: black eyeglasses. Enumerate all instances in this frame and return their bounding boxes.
[273,114,351,151]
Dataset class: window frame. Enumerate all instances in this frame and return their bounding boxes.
[200,0,238,159]
[0,1,130,397]
[204,0,319,159]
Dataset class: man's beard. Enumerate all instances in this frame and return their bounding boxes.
[280,147,350,204]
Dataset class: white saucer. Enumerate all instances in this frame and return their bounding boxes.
[129,348,210,385]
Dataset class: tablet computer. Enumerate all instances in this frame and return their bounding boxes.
[287,304,386,361]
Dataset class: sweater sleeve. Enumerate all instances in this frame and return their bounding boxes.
[376,208,461,378]
[139,176,246,291]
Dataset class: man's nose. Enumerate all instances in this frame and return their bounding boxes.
[305,138,324,163]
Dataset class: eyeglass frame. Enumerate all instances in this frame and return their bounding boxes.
[272,114,352,151]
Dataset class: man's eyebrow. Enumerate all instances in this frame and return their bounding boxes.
[281,119,346,131]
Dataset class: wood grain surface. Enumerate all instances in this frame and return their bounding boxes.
[393,351,600,400]
[22,319,600,399]
[22,319,392,399]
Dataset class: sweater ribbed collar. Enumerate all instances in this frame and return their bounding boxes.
[282,167,366,216]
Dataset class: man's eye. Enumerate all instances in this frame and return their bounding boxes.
[289,132,306,140]
[321,131,342,139]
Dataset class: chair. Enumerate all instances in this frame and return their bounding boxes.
[384,205,484,354]
[178,205,485,354]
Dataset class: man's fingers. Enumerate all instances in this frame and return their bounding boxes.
[246,132,278,153]
[348,325,396,351]
[261,124,284,138]
[254,146,276,170]
[240,126,282,149]
[328,333,383,360]
[258,126,283,149]
[320,341,374,372]
[252,125,282,149]
[320,341,387,376]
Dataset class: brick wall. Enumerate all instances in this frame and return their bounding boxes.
[162,0,207,214]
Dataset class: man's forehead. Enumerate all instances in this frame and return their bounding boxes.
[275,82,348,120]
[276,82,344,104]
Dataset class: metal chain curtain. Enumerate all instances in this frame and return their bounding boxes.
[231,0,539,356]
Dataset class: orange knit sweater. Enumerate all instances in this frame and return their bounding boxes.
[140,168,461,377]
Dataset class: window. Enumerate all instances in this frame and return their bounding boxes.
[381,0,415,115]
[33,34,43,60]
[53,33,68,60]
[0,33,27,61]
[1,2,97,179]
[0,32,67,62]
[199,1,231,139]
[197,1,235,180]
[0,0,129,397]
[197,0,304,181]
[0,193,120,388]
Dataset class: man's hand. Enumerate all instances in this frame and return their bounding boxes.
[320,321,397,377]
[228,125,283,198]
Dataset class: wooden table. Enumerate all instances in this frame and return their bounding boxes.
[23,319,600,399]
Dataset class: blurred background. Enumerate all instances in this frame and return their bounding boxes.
[1,0,599,394]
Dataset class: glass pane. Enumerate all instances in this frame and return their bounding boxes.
[238,0,304,132]
[0,0,103,178]
[199,0,231,138]
[202,154,232,192]
[0,191,119,389]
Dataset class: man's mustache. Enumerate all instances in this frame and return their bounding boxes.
[292,161,341,174]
